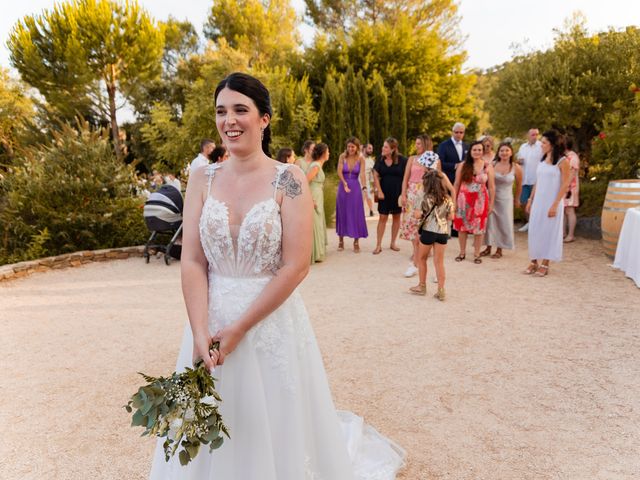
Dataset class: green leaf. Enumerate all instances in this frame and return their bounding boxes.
[209,436,224,450]
[178,449,190,466]
[185,443,200,459]
[131,409,146,427]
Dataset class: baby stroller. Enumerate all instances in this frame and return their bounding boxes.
[143,184,183,265]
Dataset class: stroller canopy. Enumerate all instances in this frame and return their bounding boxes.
[144,184,183,231]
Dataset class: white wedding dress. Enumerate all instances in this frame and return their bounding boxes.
[149,163,405,480]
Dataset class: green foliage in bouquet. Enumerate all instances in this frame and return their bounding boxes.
[0,121,146,265]
[125,343,229,466]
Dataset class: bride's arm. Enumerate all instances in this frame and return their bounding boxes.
[213,166,313,364]
[181,168,219,371]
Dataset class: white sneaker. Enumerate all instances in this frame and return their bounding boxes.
[518,222,529,232]
[404,264,418,278]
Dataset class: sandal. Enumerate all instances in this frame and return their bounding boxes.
[409,284,426,296]
[524,262,538,274]
[473,256,482,264]
[534,264,549,277]
[454,253,466,262]
[390,245,400,252]
[433,287,445,301]
[353,241,360,253]
[479,247,491,257]
[372,246,382,255]
[337,240,344,251]
[490,251,502,259]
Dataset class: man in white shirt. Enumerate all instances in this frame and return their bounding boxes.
[516,128,542,232]
[189,139,215,174]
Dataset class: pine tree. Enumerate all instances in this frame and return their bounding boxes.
[369,72,389,155]
[390,80,407,155]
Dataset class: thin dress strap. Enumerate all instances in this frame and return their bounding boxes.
[205,163,221,196]
[273,164,290,199]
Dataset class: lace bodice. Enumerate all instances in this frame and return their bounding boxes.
[199,163,290,277]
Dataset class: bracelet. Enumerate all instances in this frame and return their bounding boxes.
[362,186,366,191]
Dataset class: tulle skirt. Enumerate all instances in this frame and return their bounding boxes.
[149,274,405,479]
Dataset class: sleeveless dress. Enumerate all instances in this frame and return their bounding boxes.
[400,152,440,241]
[374,157,407,216]
[336,159,368,239]
[149,163,405,480]
[528,159,565,262]
[453,165,489,234]
[309,161,327,263]
[485,164,515,249]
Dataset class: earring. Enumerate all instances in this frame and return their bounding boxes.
[261,128,265,141]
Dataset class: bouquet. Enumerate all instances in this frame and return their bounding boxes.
[124,342,229,466]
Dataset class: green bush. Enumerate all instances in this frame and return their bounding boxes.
[0,122,147,265]
[578,179,609,217]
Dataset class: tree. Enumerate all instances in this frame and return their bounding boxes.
[390,80,407,154]
[356,71,370,142]
[319,74,344,168]
[8,0,164,160]
[204,0,299,67]
[369,72,389,154]
[486,24,640,160]
[300,13,475,141]
[342,66,363,142]
[0,69,37,165]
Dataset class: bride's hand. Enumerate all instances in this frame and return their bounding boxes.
[193,334,219,372]
[212,324,246,365]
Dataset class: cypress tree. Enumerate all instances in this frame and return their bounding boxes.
[342,66,362,143]
[390,80,408,155]
[369,72,389,155]
[319,74,343,169]
[356,71,369,143]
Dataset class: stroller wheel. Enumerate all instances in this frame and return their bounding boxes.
[164,253,171,266]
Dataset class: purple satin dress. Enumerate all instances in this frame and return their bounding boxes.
[335,160,368,239]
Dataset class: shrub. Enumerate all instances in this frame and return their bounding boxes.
[323,170,339,228]
[0,122,147,265]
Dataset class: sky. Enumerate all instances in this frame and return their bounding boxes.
[1,0,639,72]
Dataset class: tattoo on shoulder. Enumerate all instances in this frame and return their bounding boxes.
[273,169,302,199]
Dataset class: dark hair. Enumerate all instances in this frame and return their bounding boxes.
[460,140,485,183]
[302,140,315,154]
[422,169,447,207]
[493,142,514,166]
[565,136,575,152]
[541,130,566,165]
[214,72,272,155]
[384,137,399,164]
[210,145,227,163]
[416,134,433,152]
[276,147,294,164]
[344,136,361,154]
[311,143,329,161]
[200,138,214,153]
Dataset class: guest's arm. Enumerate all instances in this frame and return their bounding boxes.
[337,153,349,193]
[359,155,367,191]
[399,156,414,207]
[486,164,496,215]
[548,160,571,218]
[514,164,523,208]
[373,164,384,200]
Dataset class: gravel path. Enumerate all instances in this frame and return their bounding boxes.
[1,223,639,479]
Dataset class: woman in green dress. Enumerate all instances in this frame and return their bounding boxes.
[308,143,329,263]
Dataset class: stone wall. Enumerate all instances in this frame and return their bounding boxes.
[0,246,145,283]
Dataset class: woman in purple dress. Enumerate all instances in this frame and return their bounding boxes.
[336,137,368,252]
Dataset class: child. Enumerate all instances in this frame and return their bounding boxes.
[410,170,455,300]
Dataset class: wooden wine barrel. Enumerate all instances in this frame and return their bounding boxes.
[601,180,640,257]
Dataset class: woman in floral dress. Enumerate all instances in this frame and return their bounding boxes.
[453,140,495,264]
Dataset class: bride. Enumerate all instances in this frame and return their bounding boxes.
[149,72,405,479]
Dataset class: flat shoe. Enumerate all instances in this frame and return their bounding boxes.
[490,252,502,259]
[534,264,549,277]
[454,254,466,262]
[390,245,400,251]
[479,248,491,257]
[473,256,482,264]
[372,247,382,255]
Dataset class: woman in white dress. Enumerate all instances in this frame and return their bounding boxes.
[149,73,405,479]
[524,130,571,277]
